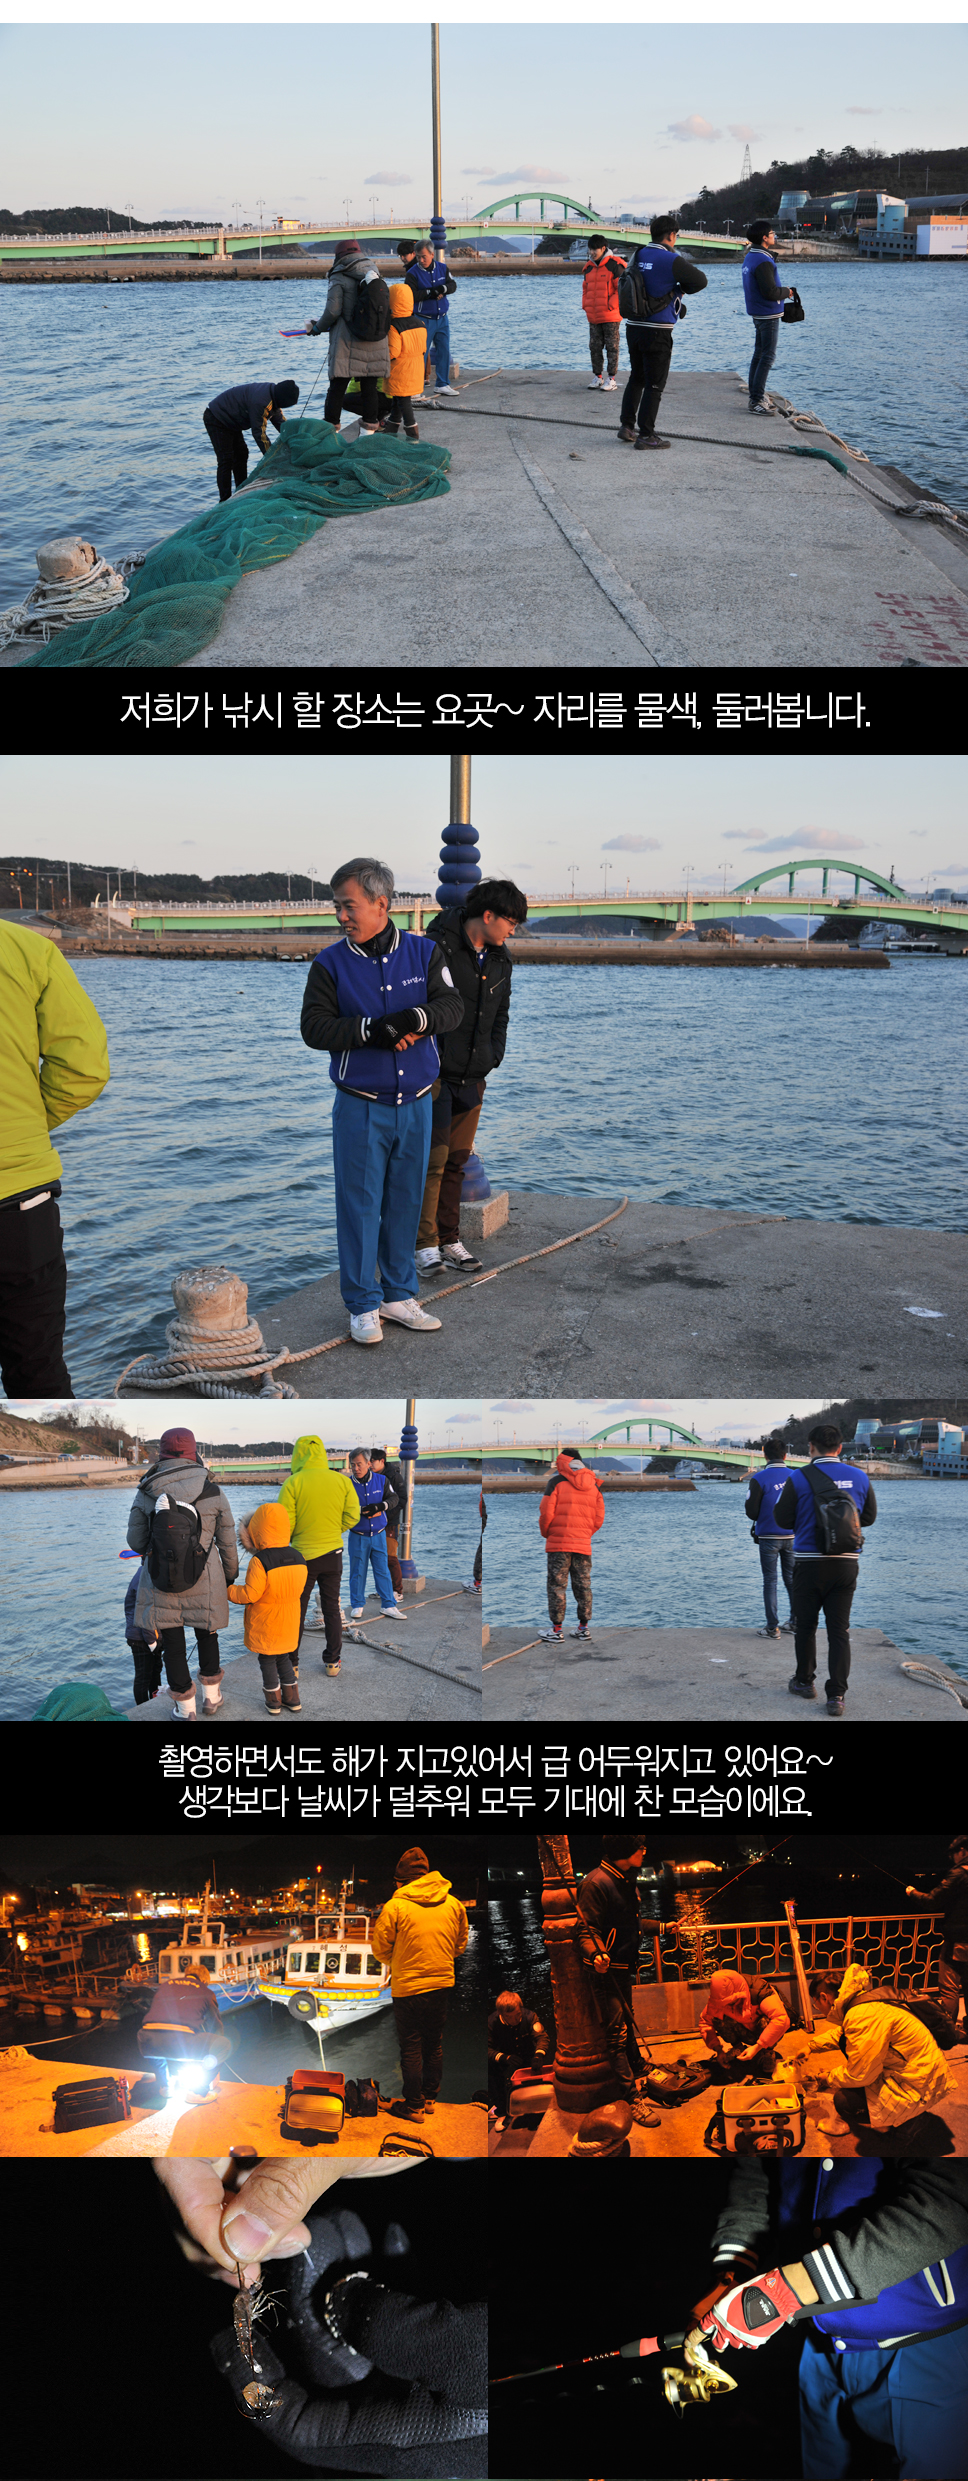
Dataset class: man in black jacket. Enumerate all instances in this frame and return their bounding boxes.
[576,1834,658,2127]
[415,878,527,1278]
[685,2158,968,2479]
[203,380,299,501]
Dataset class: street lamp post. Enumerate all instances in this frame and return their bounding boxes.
[256,197,265,261]
[125,200,134,232]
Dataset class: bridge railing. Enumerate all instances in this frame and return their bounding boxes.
[639,1911,944,1992]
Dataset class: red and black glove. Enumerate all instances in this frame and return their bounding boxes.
[698,2266,805,2351]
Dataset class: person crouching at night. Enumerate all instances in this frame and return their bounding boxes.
[699,1968,791,2074]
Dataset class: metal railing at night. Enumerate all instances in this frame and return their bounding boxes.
[640,1911,945,1992]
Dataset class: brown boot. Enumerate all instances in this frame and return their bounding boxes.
[405,424,420,441]
[282,1682,302,1713]
[263,1686,282,1714]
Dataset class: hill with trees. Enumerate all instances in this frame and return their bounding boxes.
[677,141,968,233]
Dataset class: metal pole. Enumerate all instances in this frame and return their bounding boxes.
[430,25,442,240]
[400,1399,417,1575]
[450,752,471,825]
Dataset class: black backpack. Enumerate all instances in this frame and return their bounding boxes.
[146,1474,220,1592]
[349,269,392,342]
[804,1462,864,1555]
[617,253,677,324]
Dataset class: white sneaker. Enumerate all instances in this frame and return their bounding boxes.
[441,1240,483,1270]
[380,1298,442,1331]
[436,383,459,395]
[381,1605,408,1622]
[749,400,773,414]
[602,377,618,391]
[350,1310,383,1345]
[588,377,604,389]
[415,1245,444,1276]
[349,1606,365,1619]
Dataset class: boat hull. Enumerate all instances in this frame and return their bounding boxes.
[258,1982,392,2026]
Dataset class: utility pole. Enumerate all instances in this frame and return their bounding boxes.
[257,196,265,261]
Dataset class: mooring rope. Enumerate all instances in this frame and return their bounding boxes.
[0,556,129,649]
[482,1636,545,1673]
[114,1198,630,1395]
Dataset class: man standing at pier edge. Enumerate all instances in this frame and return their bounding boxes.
[397,240,458,393]
[416,877,528,1278]
[745,1431,796,1640]
[772,1423,877,1717]
[618,214,708,450]
[742,219,795,412]
[299,858,464,1346]
[581,235,627,389]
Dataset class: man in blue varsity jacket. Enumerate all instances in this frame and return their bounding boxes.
[745,1430,796,1641]
[300,858,464,1346]
[688,2158,968,2479]
[772,1422,877,1718]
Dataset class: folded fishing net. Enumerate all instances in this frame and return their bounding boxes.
[25,421,451,669]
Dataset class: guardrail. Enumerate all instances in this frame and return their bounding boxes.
[639,1910,944,1991]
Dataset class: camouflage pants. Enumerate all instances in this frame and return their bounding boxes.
[546,1551,593,1627]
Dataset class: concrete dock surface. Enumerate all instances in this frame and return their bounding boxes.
[184,368,968,669]
[125,1576,482,1722]
[258,1193,968,1396]
[0,2048,484,2156]
[482,1623,968,1722]
[500,2029,968,2160]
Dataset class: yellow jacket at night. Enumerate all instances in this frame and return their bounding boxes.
[0,921,110,1203]
[807,1964,953,2130]
[277,1435,359,1559]
[370,1871,469,1994]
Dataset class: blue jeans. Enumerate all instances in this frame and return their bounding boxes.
[758,1536,795,1630]
[427,315,451,386]
[331,1089,432,1315]
[748,314,780,402]
[799,2325,968,2480]
[348,1529,395,1611]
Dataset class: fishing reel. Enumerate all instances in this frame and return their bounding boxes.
[662,2339,738,2415]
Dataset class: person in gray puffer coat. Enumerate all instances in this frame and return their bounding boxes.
[305,238,391,432]
[127,1424,239,1720]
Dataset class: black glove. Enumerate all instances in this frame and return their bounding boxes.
[211,2210,487,2474]
[365,1009,424,1048]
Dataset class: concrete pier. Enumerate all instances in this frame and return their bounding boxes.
[125,1575,482,1723]
[482,1623,968,1722]
[0,2049,484,2157]
[258,1193,968,1397]
[180,369,968,668]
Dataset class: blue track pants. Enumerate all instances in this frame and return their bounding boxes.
[331,1089,432,1315]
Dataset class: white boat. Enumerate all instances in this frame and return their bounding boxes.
[155,1884,288,2015]
[257,1882,391,2028]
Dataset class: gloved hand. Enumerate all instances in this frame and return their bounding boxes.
[698,2266,805,2352]
[365,1009,424,1048]
[211,2210,487,2472]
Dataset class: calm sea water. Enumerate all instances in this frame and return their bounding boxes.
[483,1474,968,1677]
[50,952,967,1392]
[3,261,966,601]
[0,1481,481,1718]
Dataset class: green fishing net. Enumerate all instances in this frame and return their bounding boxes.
[26,420,451,669]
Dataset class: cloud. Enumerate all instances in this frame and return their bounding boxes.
[602,834,662,852]
[473,165,561,186]
[722,829,761,841]
[666,115,721,143]
[846,106,881,116]
[460,165,496,176]
[727,123,759,141]
[741,828,869,855]
[363,171,413,187]
[445,1411,481,1422]
[910,829,928,838]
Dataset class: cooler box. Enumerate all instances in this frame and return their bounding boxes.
[716,2080,806,2152]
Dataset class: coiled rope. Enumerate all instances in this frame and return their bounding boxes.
[0,556,129,650]
[113,1198,630,1396]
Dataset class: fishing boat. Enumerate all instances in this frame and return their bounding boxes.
[257,1880,391,2027]
[155,1884,288,2014]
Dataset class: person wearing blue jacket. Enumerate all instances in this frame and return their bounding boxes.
[742,218,796,412]
[772,1423,877,1716]
[396,241,458,393]
[202,379,299,501]
[300,858,464,1346]
[692,2156,968,2480]
[346,1448,404,1621]
[618,213,708,450]
[745,1432,796,1640]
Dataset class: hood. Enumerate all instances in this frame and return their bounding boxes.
[143,1456,207,1502]
[708,1970,750,2010]
[389,282,414,315]
[247,1502,293,1552]
[336,251,374,280]
[555,1454,596,1492]
[291,1435,331,1474]
[834,1963,873,2018]
[399,1871,453,1906]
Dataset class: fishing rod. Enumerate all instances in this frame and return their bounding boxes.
[490,2332,685,2384]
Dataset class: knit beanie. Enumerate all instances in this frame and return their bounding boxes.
[396,1846,430,1882]
[159,1426,197,1461]
[334,237,361,261]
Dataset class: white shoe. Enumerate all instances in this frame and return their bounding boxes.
[415,1245,444,1275]
[349,1606,365,1619]
[441,1240,483,1269]
[171,1693,197,1719]
[588,377,604,389]
[749,400,773,414]
[381,1605,408,1622]
[436,383,459,395]
[350,1310,383,1345]
[380,1298,442,1331]
[201,1687,224,1712]
[602,377,618,391]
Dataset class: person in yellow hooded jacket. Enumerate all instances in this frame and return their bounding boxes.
[370,1846,470,2120]
[0,919,109,1395]
[228,1502,307,1714]
[798,1963,954,2137]
[378,283,427,442]
[276,1435,359,1679]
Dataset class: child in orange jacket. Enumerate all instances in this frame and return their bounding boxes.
[538,1448,605,1643]
[228,1503,307,1713]
[379,282,427,440]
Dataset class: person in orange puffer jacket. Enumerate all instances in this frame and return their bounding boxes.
[538,1448,605,1641]
[228,1502,307,1714]
[581,236,627,391]
[379,282,427,441]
